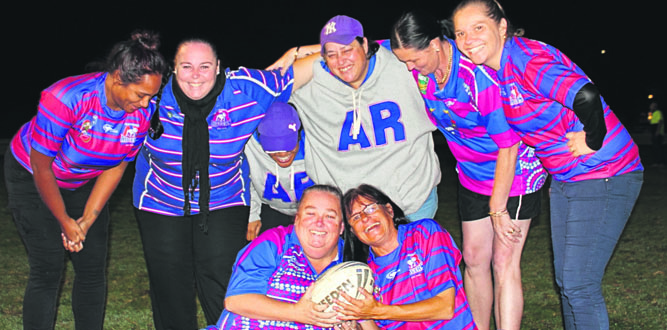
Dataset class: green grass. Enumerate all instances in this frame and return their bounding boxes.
[1,144,665,329]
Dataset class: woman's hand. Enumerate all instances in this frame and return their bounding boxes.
[335,288,381,321]
[491,212,522,247]
[60,218,85,252]
[566,131,595,157]
[266,44,321,76]
[293,284,340,328]
[247,221,262,241]
[266,47,299,75]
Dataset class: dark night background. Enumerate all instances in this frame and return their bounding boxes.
[4,1,663,138]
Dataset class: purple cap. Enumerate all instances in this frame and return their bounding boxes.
[320,15,364,50]
[258,102,301,152]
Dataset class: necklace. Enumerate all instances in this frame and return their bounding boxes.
[437,42,453,85]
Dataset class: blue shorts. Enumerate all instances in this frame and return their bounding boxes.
[405,186,438,222]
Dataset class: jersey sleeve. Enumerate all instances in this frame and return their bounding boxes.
[225,235,281,297]
[420,221,462,295]
[523,53,590,110]
[228,66,295,107]
[30,90,74,157]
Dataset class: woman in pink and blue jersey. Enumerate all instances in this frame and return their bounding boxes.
[337,184,477,330]
[453,1,643,329]
[212,184,371,330]
[389,10,546,330]
[4,30,167,329]
[132,38,314,329]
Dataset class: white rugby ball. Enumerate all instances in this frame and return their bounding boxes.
[311,261,375,312]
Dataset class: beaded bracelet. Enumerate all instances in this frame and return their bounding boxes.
[488,209,509,217]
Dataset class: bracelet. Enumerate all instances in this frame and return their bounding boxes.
[488,209,509,217]
[294,46,301,62]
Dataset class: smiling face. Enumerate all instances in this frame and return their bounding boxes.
[174,41,220,100]
[347,196,398,256]
[453,3,507,70]
[323,38,369,89]
[294,189,344,265]
[106,72,162,113]
[267,143,299,168]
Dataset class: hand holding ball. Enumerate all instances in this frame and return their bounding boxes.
[310,261,375,312]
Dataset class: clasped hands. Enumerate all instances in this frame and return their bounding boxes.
[60,217,90,252]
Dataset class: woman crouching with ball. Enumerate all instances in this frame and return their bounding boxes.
[336,184,477,330]
[210,184,374,330]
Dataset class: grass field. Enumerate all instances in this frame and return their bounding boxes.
[0,140,665,329]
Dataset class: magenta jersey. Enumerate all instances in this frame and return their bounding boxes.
[497,37,642,182]
[9,72,152,189]
[369,219,477,330]
[216,225,343,330]
[413,40,546,195]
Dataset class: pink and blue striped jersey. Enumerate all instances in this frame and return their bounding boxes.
[497,37,642,182]
[133,67,294,216]
[412,40,546,195]
[10,72,152,190]
[369,219,477,330]
[216,225,343,330]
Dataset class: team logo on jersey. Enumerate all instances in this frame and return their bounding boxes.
[120,124,139,144]
[79,120,93,143]
[385,269,399,280]
[407,253,424,276]
[417,74,429,95]
[213,109,231,129]
[508,83,524,107]
[103,124,118,134]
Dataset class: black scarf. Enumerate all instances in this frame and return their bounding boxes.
[171,74,225,232]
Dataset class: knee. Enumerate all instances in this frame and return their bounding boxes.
[462,245,491,271]
[29,260,65,286]
[491,247,517,272]
[560,277,603,305]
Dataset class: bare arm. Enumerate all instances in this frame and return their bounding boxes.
[30,148,85,250]
[225,285,339,328]
[292,53,320,90]
[266,44,322,90]
[76,161,129,234]
[489,143,523,246]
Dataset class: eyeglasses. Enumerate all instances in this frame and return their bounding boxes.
[349,203,379,223]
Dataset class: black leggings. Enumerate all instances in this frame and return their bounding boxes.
[135,205,249,329]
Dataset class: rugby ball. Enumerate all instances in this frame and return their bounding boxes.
[310,261,375,312]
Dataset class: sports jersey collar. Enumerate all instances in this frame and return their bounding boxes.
[499,36,516,74]
[432,37,461,99]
